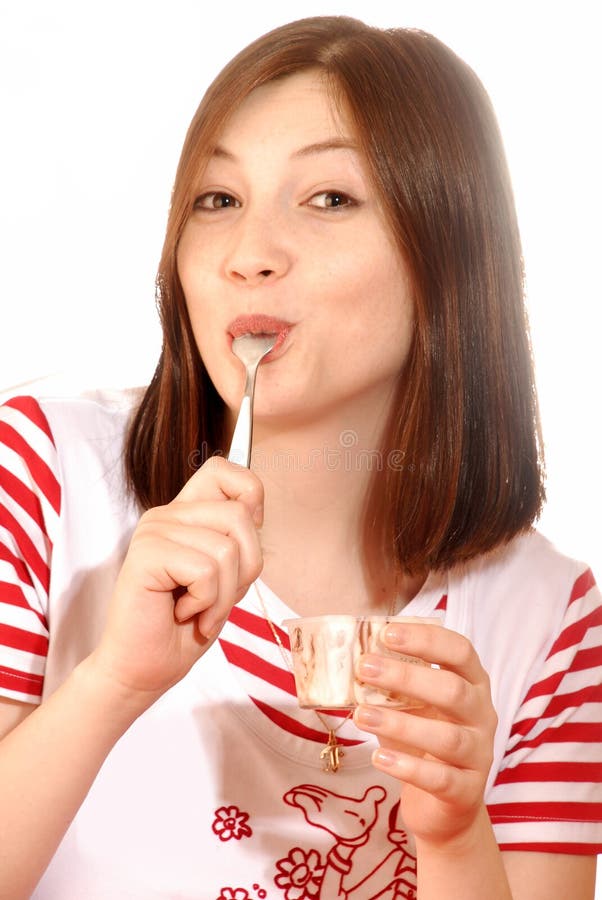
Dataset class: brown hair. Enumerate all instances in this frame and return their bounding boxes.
[125,16,545,573]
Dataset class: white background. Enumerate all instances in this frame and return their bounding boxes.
[0,0,600,886]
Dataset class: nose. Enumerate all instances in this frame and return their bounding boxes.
[224,211,292,286]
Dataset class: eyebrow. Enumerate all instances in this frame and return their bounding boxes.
[291,138,359,159]
[210,138,359,162]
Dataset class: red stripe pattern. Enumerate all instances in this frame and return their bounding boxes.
[488,568,602,853]
[220,604,319,744]
[250,697,364,747]
[435,594,448,612]
[0,663,43,698]
[228,603,290,647]
[0,421,60,515]
[222,599,367,742]
[4,396,55,443]
[494,842,598,856]
[490,801,602,823]
[222,592,450,748]
[220,638,297,697]
[0,397,57,703]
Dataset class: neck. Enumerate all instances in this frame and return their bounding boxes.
[246,397,424,616]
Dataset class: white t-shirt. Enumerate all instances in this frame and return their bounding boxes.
[0,390,601,899]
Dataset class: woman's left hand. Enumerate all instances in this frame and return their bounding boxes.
[353,621,498,848]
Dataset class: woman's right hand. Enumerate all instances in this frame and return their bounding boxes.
[88,456,264,702]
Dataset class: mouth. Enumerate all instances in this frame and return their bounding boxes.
[227,314,294,360]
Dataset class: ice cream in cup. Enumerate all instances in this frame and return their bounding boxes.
[283,614,443,709]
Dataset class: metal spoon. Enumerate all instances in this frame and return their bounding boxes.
[227,333,277,467]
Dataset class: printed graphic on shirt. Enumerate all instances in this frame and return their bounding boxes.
[275,783,417,898]
[216,885,267,900]
[211,786,417,899]
[212,805,253,842]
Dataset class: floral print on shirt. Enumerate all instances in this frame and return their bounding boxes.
[212,805,253,842]
[212,786,417,899]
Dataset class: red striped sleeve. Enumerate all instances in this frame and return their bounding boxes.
[569,568,596,605]
[510,721,600,752]
[0,464,46,528]
[0,622,49,656]
[512,684,602,739]
[0,504,50,594]
[494,761,601,785]
[4,396,55,443]
[494,842,598,855]
[0,581,47,629]
[0,543,34,588]
[544,603,602,660]
[488,568,602,853]
[0,420,60,516]
[0,664,43,698]
[0,397,57,703]
[489,801,602,823]
[522,645,602,702]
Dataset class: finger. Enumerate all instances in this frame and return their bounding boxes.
[139,502,263,589]
[354,705,485,769]
[175,455,264,523]
[371,747,483,806]
[195,595,240,641]
[356,654,482,725]
[380,622,485,686]
[123,537,221,601]
[172,528,240,622]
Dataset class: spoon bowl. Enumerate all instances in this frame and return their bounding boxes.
[231,332,277,369]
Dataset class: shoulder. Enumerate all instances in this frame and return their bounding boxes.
[1,384,144,519]
[450,529,591,624]
[446,531,599,706]
[1,384,143,457]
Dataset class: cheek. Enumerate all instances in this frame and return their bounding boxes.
[175,244,192,305]
[176,233,199,300]
[176,224,219,297]
[175,245,216,371]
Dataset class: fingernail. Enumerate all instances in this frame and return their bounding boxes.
[358,656,383,678]
[202,617,227,640]
[384,624,407,646]
[373,748,398,768]
[355,706,384,728]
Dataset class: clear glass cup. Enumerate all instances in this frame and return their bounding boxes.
[283,614,443,709]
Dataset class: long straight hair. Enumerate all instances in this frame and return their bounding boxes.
[125,16,545,574]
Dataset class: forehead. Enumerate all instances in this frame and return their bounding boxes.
[215,69,353,152]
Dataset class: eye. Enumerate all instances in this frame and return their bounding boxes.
[193,191,241,210]
[306,190,357,210]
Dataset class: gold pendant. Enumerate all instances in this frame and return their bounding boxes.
[320,730,344,773]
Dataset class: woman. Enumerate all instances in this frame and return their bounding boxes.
[0,16,599,899]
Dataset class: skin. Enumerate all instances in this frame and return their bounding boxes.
[177,69,419,619]
[0,71,596,898]
[177,70,414,432]
[0,459,264,897]
[178,71,595,897]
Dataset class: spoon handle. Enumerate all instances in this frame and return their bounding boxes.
[227,366,258,467]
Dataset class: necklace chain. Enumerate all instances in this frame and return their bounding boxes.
[254,581,354,773]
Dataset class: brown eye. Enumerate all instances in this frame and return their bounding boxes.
[193,192,240,210]
[307,191,356,210]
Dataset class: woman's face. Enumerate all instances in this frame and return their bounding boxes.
[177,70,414,431]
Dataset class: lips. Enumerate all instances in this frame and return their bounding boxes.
[227,314,293,339]
[227,314,294,362]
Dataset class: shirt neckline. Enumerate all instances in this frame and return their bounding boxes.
[196,573,448,772]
